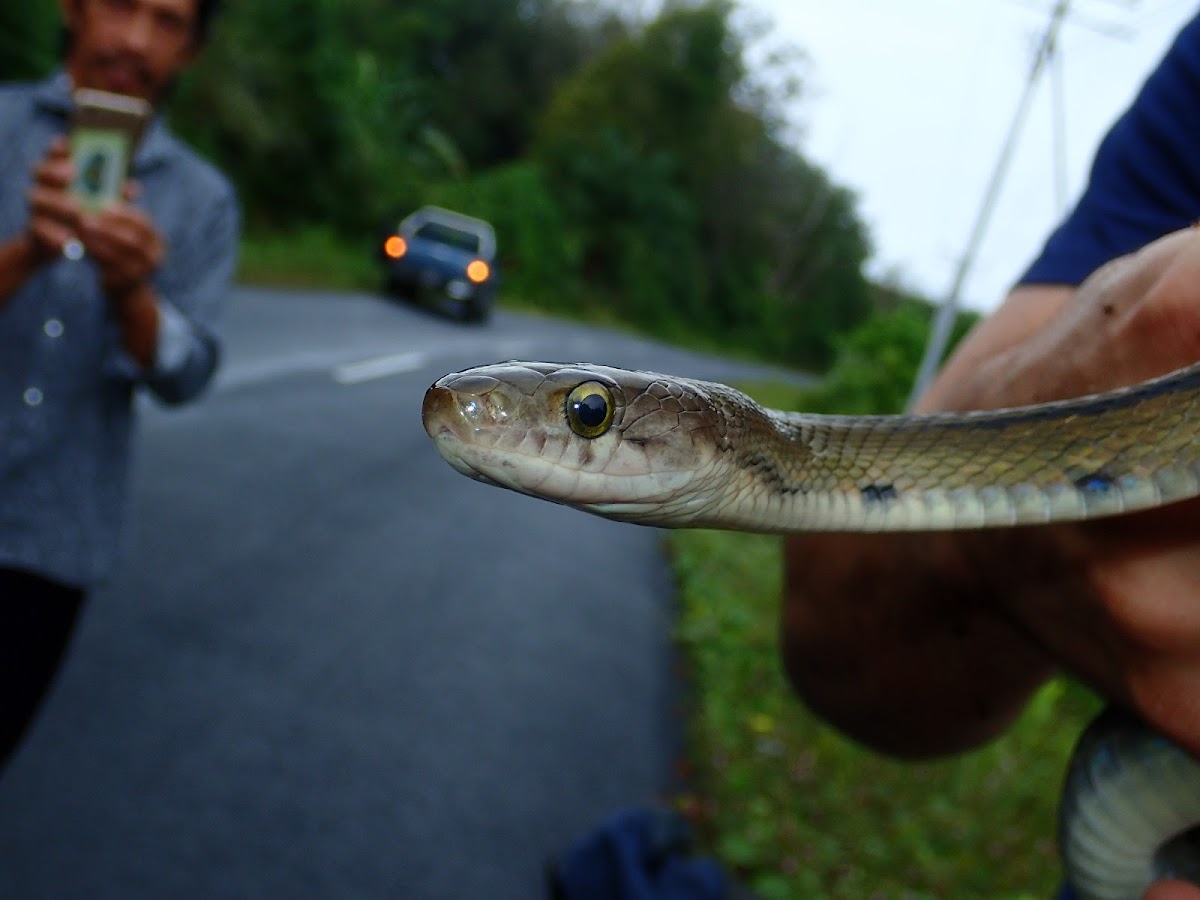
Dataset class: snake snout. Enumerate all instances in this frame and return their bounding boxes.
[422,374,512,441]
[422,376,524,486]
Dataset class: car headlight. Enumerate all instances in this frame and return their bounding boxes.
[384,236,407,259]
[466,260,490,283]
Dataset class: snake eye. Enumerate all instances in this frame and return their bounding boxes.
[565,382,614,439]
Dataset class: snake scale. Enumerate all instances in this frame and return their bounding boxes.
[421,359,1200,900]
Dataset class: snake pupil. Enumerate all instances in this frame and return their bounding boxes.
[574,394,608,428]
[565,382,615,438]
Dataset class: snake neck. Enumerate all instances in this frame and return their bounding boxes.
[696,369,1200,533]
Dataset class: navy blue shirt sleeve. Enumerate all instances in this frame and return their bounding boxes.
[1019,14,1200,287]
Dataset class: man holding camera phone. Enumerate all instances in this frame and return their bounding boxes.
[0,0,238,773]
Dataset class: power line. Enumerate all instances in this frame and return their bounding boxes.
[906,0,1135,408]
[907,0,1071,408]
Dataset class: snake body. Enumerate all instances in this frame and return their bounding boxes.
[421,359,1200,899]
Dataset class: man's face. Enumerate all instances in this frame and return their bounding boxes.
[61,0,200,103]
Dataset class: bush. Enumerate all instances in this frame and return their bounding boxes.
[798,301,980,414]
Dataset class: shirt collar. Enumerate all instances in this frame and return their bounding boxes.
[32,69,174,173]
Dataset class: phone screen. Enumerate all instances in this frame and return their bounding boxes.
[68,90,151,211]
[70,128,134,210]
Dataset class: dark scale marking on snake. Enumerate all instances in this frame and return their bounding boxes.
[861,483,899,502]
[1073,471,1116,493]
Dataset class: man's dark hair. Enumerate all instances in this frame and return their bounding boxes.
[61,0,224,53]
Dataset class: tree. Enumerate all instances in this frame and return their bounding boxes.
[169,0,407,231]
[169,0,610,234]
[0,5,58,82]
[399,0,615,167]
[535,0,873,367]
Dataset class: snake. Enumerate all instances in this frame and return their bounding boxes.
[421,359,1200,900]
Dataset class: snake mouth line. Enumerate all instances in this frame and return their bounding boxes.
[433,437,499,486]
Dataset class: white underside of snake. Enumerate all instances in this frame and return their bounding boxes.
[421,359,1200,900]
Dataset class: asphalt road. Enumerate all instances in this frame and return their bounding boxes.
[0,287,807,899]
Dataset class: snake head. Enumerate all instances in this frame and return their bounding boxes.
[422,361,720,524]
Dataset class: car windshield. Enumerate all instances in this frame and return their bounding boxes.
[413,221,481,254]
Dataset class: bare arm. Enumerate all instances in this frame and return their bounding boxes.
[0,233,44,307]
[781,226,1200,759]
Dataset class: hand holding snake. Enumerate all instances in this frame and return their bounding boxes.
[423,226,1200,898]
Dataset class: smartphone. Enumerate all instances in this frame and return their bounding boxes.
[68,88,152,211]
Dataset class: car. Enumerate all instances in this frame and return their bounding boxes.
[379,206,498,322]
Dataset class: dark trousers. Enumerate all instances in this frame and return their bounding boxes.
[0,568,86,774]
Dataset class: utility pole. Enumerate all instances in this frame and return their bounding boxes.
[907,0,1073,409]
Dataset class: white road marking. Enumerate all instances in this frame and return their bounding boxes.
[332,351,429,385]
[331,337,537,386]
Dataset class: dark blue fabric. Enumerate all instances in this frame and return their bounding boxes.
[1019,13,1200,287]
[550,808,727,900]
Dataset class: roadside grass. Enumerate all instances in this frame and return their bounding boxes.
[668,379,1103,899]
[238,227,380,293]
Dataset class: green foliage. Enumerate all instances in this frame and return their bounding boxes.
[399,0,612,167]
[170,0,434,233]
[238,226,379,291]
[669,527,1101,898]
[535,0,873,369]
[750,156,874,368]
[0,4,58,81]
[797,300,981,415]
[169,0,605,236]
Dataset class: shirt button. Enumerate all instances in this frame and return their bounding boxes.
[23,387,43,407]
[44,319,64,338]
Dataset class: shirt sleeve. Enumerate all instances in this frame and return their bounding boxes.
[108,181,240,405]
[1018,14,1200,287]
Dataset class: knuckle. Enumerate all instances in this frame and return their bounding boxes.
[1096,579,1200,656]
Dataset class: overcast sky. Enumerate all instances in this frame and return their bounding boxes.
[744,0,1198,312]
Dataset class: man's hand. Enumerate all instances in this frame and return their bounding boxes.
[783,227,1200,897]
[950,227,1200,756]
[1146,880,1200,899]
[26,137,83,262]
[78,191,165,301]
[78,195,164,368]
[783,224,1200,754]
[24,137,163,366]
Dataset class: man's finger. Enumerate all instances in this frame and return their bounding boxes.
[33,155,74,191]
[28,219,78,256]
[28,185,81,221]
[81,211,162,263]
[1143,878,1200,900]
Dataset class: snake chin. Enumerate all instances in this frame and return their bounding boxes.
[445,454,499,487]
[432,437,497,485]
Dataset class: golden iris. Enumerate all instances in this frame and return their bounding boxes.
[565,382,614,438]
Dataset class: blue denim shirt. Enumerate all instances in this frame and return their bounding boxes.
[0,72,240,589]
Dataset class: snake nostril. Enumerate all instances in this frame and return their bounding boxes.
[421,385,458,438]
